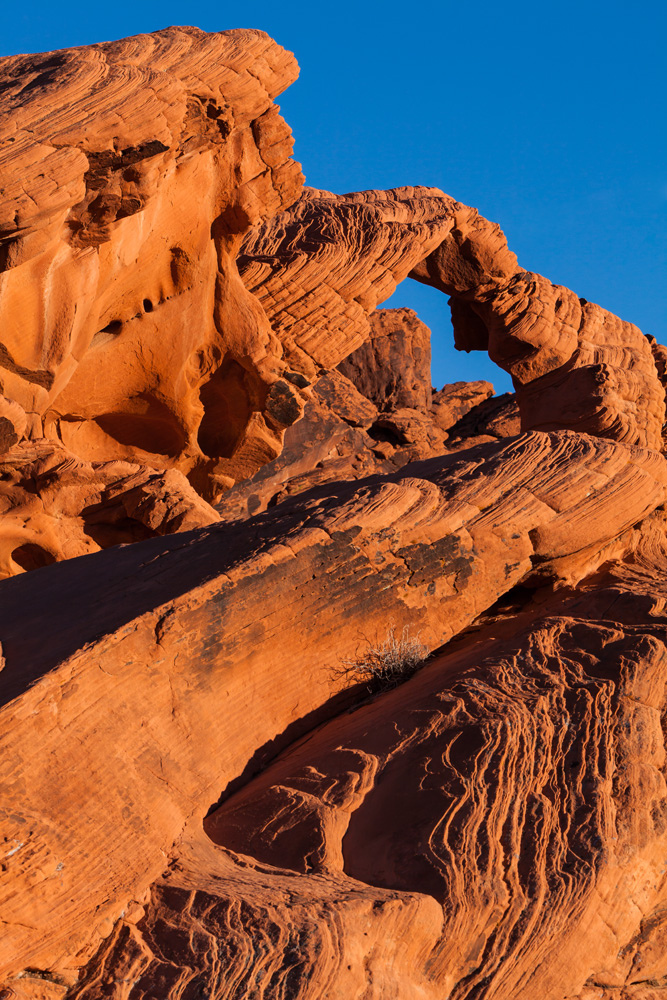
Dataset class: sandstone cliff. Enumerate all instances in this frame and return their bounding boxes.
[1,25,666,1000]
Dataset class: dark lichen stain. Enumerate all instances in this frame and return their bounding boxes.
[398,533,474,589]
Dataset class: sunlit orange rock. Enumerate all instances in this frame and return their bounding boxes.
[216,308,517,521]
[0,26,305,501]
[0,439,219,577]
[411,205,665,450]
[338,307,433,412]
[237,186,457,378]
[111,576,667,1000]
[3,23,667,1000]
[2,430,665,990]
[242,186,665,453]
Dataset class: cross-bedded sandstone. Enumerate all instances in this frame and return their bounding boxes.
[1,24,667,1000]
[0,26,305,504]
[76,589,667,999]
[0,430,665,989]
[242,190,665,453]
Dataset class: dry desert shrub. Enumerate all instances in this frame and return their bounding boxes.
[339,625,429,692]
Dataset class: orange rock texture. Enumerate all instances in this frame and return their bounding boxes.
[410,204,666,450]
[216,308,519,521]
[0,26,305,509]
[1,24,667,1000]
[2,429,667,994]
[242,188,665,452]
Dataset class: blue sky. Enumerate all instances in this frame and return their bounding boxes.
[2,1,665,392]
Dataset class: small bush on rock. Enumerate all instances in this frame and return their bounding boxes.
[340,625,429,692]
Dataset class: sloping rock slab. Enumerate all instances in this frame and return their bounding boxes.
[0,431,665,983]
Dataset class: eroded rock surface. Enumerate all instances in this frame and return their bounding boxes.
[2,23,667,1000]
[3,31,663,571]
[216,307,519,521]
[0,440,220,576]
[1,430,666,991]
[240,187,665,454]
[411,204,666,450]
[75,579,667,1000]
[0,25,305,503]
[338,306,432,412]
[237,186,457,379]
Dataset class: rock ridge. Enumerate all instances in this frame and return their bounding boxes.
[0,24,666,1000]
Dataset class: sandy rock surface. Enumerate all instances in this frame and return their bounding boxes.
[0,26,305,503]
[411,204,665,450]
[1,24,667,1000]
[338,307,433,412]
[1,429,666,990]
[216,309,519,521]
[237,187,457,379]
[99,581,667,1000]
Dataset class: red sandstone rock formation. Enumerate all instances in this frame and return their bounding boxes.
[1,429,666,993]
[241,188,665,453]
[438,385,520,446]
[0,26,305,504]
[216,308,519,521]
[237,187,457,378]
[410,204,665,451]
[338,307,433,412]
[0,440,220,576]
[2,24,667,1000]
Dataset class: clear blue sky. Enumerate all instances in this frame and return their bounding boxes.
[2,1,665,393]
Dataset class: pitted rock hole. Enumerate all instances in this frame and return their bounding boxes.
[11,544,56,572]
[197,358,254,459]
[93,394,187,458]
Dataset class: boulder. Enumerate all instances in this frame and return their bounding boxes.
[338,307,432,412]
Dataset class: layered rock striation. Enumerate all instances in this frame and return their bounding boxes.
[410,204,666,450]
[1,24,667,1000]
[81,577,667,1000]
[241,187,665,453]
[216,307,520,521]
[237,187,457,378]
[2,428,667,992]
[0,25,305,520]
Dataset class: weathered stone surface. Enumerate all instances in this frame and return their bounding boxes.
[75,581,667,1000]
[1,430,664,990]
[216,310,518,522]
[3,24,667,1000]
[4,29,662,573]
[431,378,494,431]
[338,307,432,412]
[445,389,521,449]
[240,186,665,454]
[0,26,305,501]
[410,206,665,450]
[214,368,391,520]
[313,367,379,429]
[0,395,27,455]
[237,186,457,379]
[0,439,219,577]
